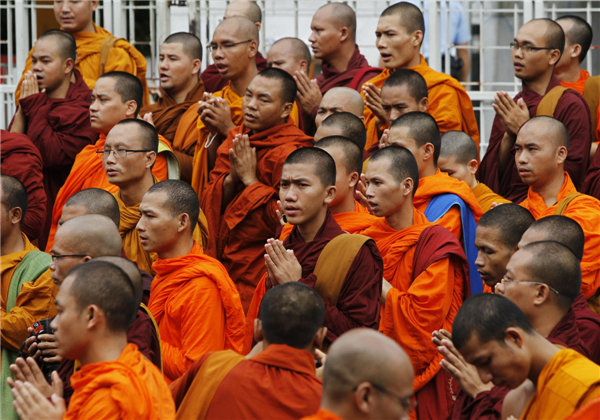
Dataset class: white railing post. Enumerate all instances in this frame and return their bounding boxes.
[523,0,534,23]
[534,0,545,19]
[157,0,170,45]
[15,0,28,83]
[428,1,441,72]
[103,0,113,34]
[113,0,124,38]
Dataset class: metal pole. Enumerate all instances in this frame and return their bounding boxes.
[114,0,124,38]
[15,0,27,79]
[157,0,170,44]
[428,1,441,71]
[103,0,113,34]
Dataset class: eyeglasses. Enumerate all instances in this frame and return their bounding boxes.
[502,275,560,295]
[207,39,253,53]
[352,383,417,413]
[96,149,152,159]
[509,42,554,53]
[50,253,88,262]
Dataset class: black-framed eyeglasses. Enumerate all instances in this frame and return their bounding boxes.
[96,149,153,159]
[207,39,253,53]
[352,383,417,413]
[50,253,88,262]
[509,42,554,53]
[502,275,560,295]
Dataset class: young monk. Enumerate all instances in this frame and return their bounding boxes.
[10,261,175,420]
[361,2,479,151]
[171,282,324,420]
[138,180,245,382]
[479,19,592,203]
[46,71,177,252]
[302,329,415,420]
[314,112,367,150]
[360,146,469,420]
[0,176,55,420]
[15,0,148,103]
[439,131,511,212]
[245,147,383,351]
[452,293,600,420]
[200,68,312,310]
[315,87,365,129]
[140,33,204,182]
[554,16,593,95]
[0,131,46,241]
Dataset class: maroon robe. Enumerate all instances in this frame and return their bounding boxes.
[582,146,600,200]
[572,292,600,364]
[478,75,591,203]
[0,130,47,240]
[14,69,98,249]
[201,53,267,93]
[316,46,380,94]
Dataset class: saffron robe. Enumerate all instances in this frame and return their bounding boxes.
[479,75,592,203]
[0,131,47,240]
[472,182,511,213]
[361,209,469,420]
[566,396,600,420]
[560,69,590,95]
[520,173,600,300]
[170,344,322,420]
[149,241,245,382]
[316,46,380,94]
[519,349,600,420]
[302,409,345,420]
[65,343,174,420]
[583,143,600,200]
[44,133,173,252]
[200,121,313,310]
[201,52,268,94]
[361,55,480,151]
[244,210,383,353]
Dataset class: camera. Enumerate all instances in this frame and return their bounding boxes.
[19,319,60,383]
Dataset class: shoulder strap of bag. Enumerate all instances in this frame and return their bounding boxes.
[537,86,569,117]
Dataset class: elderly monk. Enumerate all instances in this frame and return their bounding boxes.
[201,0,267,93]
[140,33,204,182]
[16,0,148,104]
[555,16,593,95]
[0,131,46,241]
[9,261,175,420]
[514,117,600,307]
[315,87,365,129]
[452,293,600,420]
[361,2,479,152]
[314,112,367,151]
[0,176,55,420]
[439,131,510,212]
[171,282,324,420]
[201,68,312,310]
[479,19,592,203]
[9,30,97,249]
[302,329,416,420]
[245,148,383,352]
[138,180,244,382]
[46,71,177,252]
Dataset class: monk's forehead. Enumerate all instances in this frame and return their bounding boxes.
[33,37,61,58]
[105,125,144,148]
[282,161,319,178]
[160,42,186,56]
[93,77,118,95]
[381,84,417,103]
[516,20,549,45]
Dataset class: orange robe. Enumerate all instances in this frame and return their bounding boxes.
[519,349,600,420]
[65,343,175,420]
[361,55,480,151]
[302,409,344,420]
[566,396,600,419]
[149,241,245,383]
[520,173,600,300]
[16,23,148,105]
[472,182,512,213]
[45,134,173,252]
[560,69,590,95]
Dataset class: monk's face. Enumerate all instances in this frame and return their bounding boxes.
[267,42,307,77]
[495,250,539,319]
[54,0,98,32]
[159,42,200,94]
[365,157,411,217]
[376,16,421,70]
[51,274,89,360]
[555,19,576,71]
[381,85,427,125]
[243,76,292,132]
[512,21,561,81]
[90,77,137,135]
[136,191,182,256]
[31,38,71,93]
[318,145,358,209]
[49,228,88,288]
[309,7,344,60]
[437,155,477,189]
[210,24,257,81]
[474,226,515,288]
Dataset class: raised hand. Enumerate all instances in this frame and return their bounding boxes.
[142,112,155,126]
[379,129,390,149]
[362,83,387,129]
[7,357,62,399]
[20,71,42,100]
[493,91,529,136]
[230,134,258,187]
[354,174,370,211]
[294,71,322,115]
[11,380,66,420]
[275,200,287,226]
[264,239,302,285]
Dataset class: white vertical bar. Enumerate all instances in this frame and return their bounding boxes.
[586,1,592,74]
[113,0,124,38]
[157,0,169,44]
[260,0,266,54]
[523,0,533,23]
[533,0,544,19]
[103,0,113,34]
[7,0,14,85]
[428,1,441,71]
[15,0,27,79]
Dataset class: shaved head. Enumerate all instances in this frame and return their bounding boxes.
[225,0,262,24]
[478,204,535,250]
[62,188,120,228]
[93,256,143,310]
[391,111,441,164]
[528,18,566,57]
[519,116,569,149]
[284,147,336,187]
[556,15,593,62]
[164,32,202,61]
[145,180,200,233]
[315,87,365,129]
[316,3,357,41]
[38,29,77,62]
[1,174,28,225]
[519,216,584,261]
[370,145,420,193]
[382,68,428,103]
[381,2,425,37]
[440,131,479,165]
[57,215,122,258]
[98,71,144,117]
[316,136,363,176]
[317,112,367,150]
[216,15,260,43]
[270,37,311,68]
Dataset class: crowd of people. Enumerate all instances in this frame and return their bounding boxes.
[2,0,600,419]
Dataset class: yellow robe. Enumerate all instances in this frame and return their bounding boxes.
[472,182,511,213]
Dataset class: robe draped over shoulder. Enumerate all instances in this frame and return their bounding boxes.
[472,182,511,213]
[559,70,589,95]
[316,46,380,94]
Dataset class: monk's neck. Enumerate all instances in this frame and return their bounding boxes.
[118,173,155,207]
[526,334,561,386]
[46,77,72,99]
[168,76,198,104]
[385,203,414,231]
[230,64,258,97]
[394,51,422,71]
[297,208,328,242]
[75,21,96,33]
[523,70,553,96]
[330,193,356,215]
[1,231,25,256]
[249,118,287,136]
[323,43,356,73]
[531,171,565,207]
[157,237,194,260]
[419,165,437,180]
[530,307,567,339]
[554,65,581,84]
[78,334,128,367]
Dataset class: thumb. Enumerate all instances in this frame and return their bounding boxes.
[517,98,527,109]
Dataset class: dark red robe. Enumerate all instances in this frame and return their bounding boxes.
[316,46,380,94]
[571,292,600,364]
[201,53,267,93]
[478,75,591,203]
[582,147,600,200]
[0,130,47,240]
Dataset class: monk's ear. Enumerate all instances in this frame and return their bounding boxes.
[86,305,101,330]
[570,44,582,61]
[324,185,336,205]
[467,159,478,175]
[402,177,414,197]
[548,48,561,67]
[125,100,138,119]
[9,207,23,226]
[63,58,75,76]
[339,26,349,43]
[299,60,308,75]
[411,29,424,49]
[419,97,429,112]
[313,326,327,351]
[422,143,435,163]
[349,171,360,189]
[504,327,525,349]
[279,101,293,121]
[178,213,190,233]
[556,146,567,165]
[90,0,100,12]
[191,59,202,77]
[248,40,258,59]
[144,151,157,170]
[533,284,551,306]
[253,319,264,343]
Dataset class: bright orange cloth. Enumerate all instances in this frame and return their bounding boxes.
[1,234,56,352]
[520,349,600,420]
[66,343,175,420]
[520,173,600,299]
[45,133,172,252]
[16,23,148,106]
[560,69,590,96]
[566,396,600,419]
[361,55,480,151]
[149,242,245,383]
[301,408,345,420]
[472,182,512,213]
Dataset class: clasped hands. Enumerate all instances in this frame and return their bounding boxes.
[294,71,322,115]
[227,133,258,187]
[264,238,302,285]
[20,71,43,100]
[493,91,529,136]
[197,92,235,137]
[362,83,388,131]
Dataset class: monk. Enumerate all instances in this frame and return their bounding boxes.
[16,0,148,104]
[46,71,177,252]
[360,146,469,420]
[140,33,204,182]
[171,282,325,420]
[314,112,367,150]
[192,17,260,195]
[439,131,511,212]
[9,261,175,420]
[452,293,600,420]
[200,68,313,310]
[245,147,383,352]
[515,117,600,307]
[478,19,592,203]
[267,37,311,77]
[302,329,416,420]
[315,87,365,129]
[201,0,267,93]
[1,175,55,420]
[0,131,46,241]
[554,16,593,95]
[137,180,244,382]
[361,2,479,151]
[583,143,600,200]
